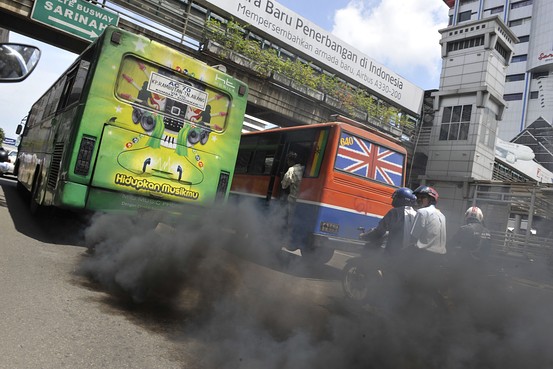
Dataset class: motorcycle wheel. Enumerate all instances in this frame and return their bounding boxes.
[342,263,372,302]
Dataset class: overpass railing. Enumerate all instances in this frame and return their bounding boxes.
[202,37,414,140]
[491,230,553,266]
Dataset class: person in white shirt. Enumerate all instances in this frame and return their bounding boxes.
[404,185,448,308]
[280,152,304,247]
[410,185,447,255]
[281,151,304,205]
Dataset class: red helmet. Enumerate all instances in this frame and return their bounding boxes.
[413,185,439,203]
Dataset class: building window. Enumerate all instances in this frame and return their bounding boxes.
[493,162,528,182]
[503,93,523,101]
[458,11,472,23]
[509,19,522,27]
[506,74,525,82]
[530,91,539,99]
[446,36,484,52]
[479,108,496,149]
[511,54,527,63]
[439,105,471,141]
[511,0,533,9]
[495,42,509,60]
[509,17,531,27]
[518,35,529,43]
[532,71,549,79]
[488,5,504,14]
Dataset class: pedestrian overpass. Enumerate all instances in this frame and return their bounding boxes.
[0,0,416,142]
[2,0,553,258]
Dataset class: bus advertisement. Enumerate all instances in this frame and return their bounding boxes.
[230,117,407,263]
[15,26,248,214]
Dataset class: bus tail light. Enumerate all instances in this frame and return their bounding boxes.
[215,171,230,201]
[74,136,96,175]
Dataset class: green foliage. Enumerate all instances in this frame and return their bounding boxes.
[204,18,412,131]
[0,128,5,143]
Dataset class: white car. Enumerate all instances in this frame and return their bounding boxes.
[0,150,16,176]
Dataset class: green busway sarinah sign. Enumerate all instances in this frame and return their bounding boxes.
[31,0,119,41]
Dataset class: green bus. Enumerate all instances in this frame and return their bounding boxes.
[15,26,248,214]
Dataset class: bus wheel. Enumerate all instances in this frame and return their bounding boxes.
[29,173,44,215]
[301,247,334,264]
[283,244,299,252]
[16,180,27,196]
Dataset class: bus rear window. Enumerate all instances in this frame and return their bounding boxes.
[115,55,230,133]
[335,130,405,186]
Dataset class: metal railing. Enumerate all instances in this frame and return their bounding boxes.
[96,0,207,50]
[491,230,553,265]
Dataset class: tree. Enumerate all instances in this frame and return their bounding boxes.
[204,18,413,133]
[0,128,5,144]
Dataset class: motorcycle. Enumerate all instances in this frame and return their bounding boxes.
[342,227,519,315]
[341,228,454,312]
[341,228,390,304]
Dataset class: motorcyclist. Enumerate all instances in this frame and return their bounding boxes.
[343,188,417,303]
[404,185,449,309]
[360,187,417,255]
[449,206,492,263]
[409,185,447,255]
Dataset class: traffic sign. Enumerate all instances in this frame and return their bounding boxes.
[30,0,119,42]
[3,138,16,146]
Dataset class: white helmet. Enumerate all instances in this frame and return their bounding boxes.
[465,206,483,223]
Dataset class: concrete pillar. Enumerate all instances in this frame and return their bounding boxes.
[526,188,536,243]
[514,214,522,234]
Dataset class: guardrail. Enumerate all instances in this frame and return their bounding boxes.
[491,230,553,265]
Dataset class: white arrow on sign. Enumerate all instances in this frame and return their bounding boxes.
[47,15,99,39]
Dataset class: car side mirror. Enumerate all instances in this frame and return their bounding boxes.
[0,43,41,82]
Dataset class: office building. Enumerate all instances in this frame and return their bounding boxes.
[443,0,553,141]
[424,16,517,181]
[414,1,553,234]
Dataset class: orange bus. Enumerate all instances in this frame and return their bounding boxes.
[230,116,408,263]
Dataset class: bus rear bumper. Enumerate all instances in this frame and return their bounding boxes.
[311,233,365,253]
[57,181,88,208]
[86,187,185,214]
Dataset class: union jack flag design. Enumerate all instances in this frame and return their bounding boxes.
[335,132,404,186]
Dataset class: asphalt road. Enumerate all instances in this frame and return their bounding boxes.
[0,176,352,369]
[4,175,553,369]
[0,176,204,368]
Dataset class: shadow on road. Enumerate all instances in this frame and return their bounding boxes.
[1,178,90,247]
